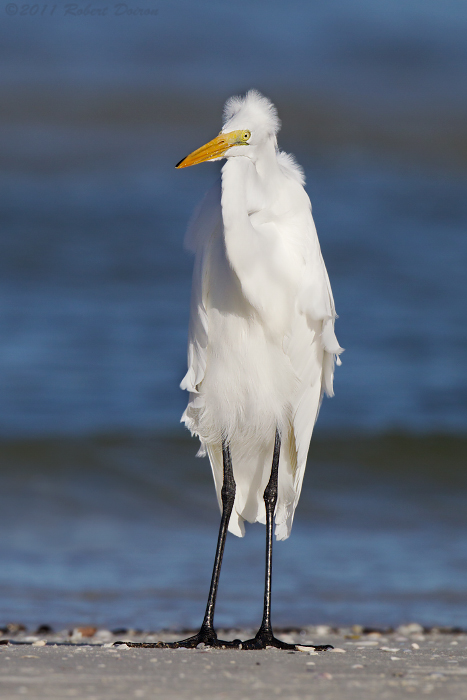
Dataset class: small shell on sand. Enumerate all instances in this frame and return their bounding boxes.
[76,627,97,638]
[396,623,424,635]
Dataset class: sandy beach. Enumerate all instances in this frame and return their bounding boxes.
[1,626,466,700]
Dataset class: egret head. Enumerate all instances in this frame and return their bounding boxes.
[176,90,280,169]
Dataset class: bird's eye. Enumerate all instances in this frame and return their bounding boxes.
[243,131,251,141]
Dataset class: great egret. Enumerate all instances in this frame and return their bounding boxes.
[128,90,342,651]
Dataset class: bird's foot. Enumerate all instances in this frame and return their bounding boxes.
[241,627,333,651]
[115,625,242,650]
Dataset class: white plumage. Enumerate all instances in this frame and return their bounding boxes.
[179,90,342,542]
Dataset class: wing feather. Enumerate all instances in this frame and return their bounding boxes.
[180,179,222,395]
[276,196,343,540]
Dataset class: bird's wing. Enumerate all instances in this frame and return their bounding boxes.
[180,178,222,395]
[276,187,343,539]
[277,150,342,388]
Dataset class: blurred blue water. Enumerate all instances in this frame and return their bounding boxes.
[2,0,467,109]
[1,434,466,630]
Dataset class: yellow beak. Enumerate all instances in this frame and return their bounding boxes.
[176,130,247,169]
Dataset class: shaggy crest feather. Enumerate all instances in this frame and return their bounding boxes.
[223,89,281,138]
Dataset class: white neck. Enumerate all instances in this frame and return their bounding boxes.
[219,141,295,331]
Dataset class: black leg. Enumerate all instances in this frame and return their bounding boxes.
[242,429,333,652]
[121,440,241,649]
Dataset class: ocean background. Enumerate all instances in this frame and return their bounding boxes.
[0,0,466,631]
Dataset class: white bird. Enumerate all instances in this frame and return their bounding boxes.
[133,90,342,651]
